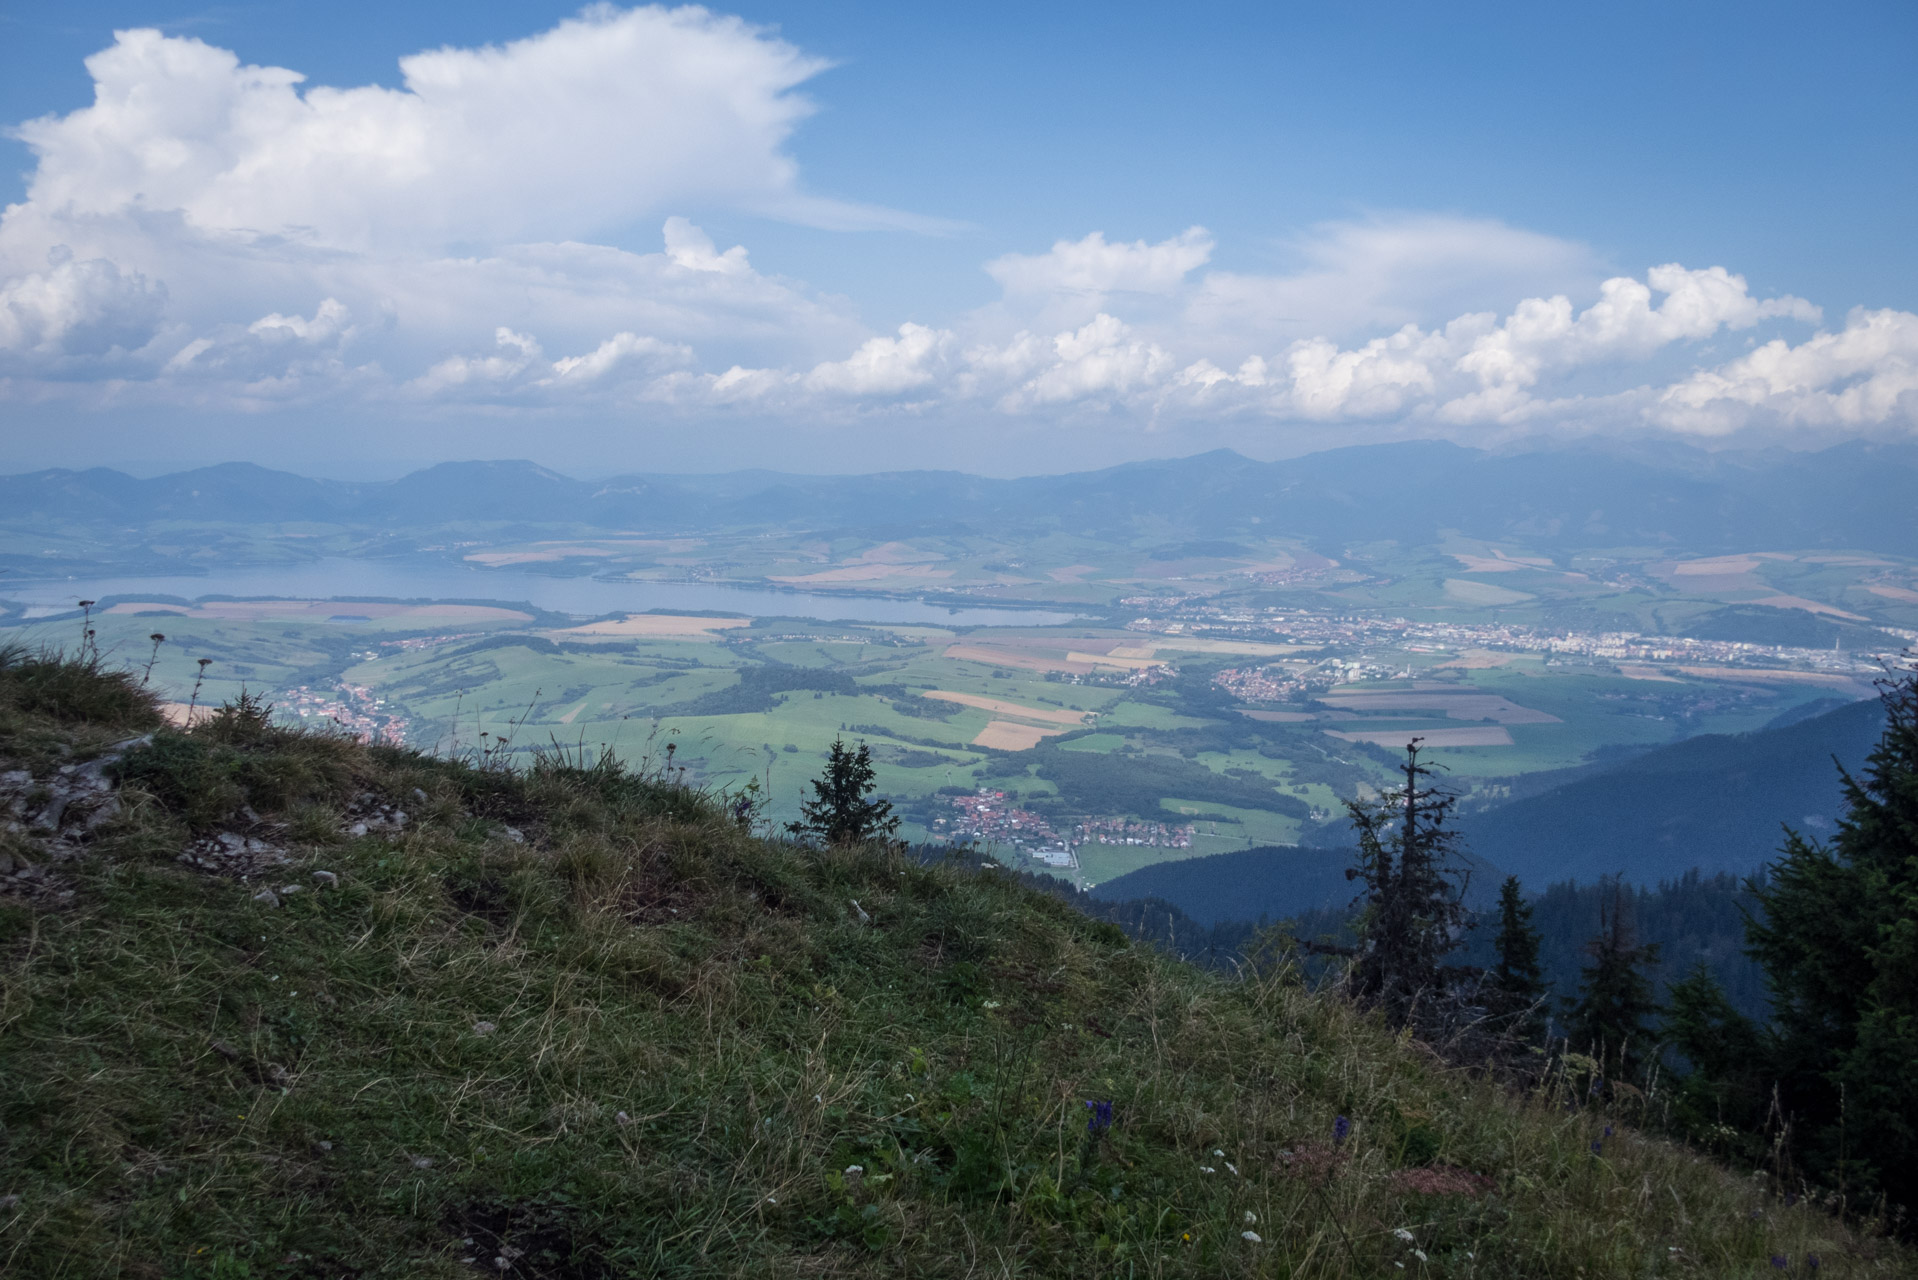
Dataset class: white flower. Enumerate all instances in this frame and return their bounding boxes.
[1241,1231,1263,1244]
[1394,1228,1416,1243]
[844,1164,863,1175]
[1213,1149,1225,1156]
[1244,1211,1257,1224]
[981,1000,1000,1009]
[1415,1250,1428,1262]
[1225,1161,1239,1176]
[1200,1166,1216,1174]
[472,1021,496,1036]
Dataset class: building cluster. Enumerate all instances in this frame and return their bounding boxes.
[1129,605,1905,676]
[1070,816,1195,849]
[380,633,483,653]
[280,680,409,745]
[931,791,1196,869]
[1212,664,1311,702]
[935,791,1058,847]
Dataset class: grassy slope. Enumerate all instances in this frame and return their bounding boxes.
[0,652,1910,1278]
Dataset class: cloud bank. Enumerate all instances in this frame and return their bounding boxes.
[1,8,1914,454]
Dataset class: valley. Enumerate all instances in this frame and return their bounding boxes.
[5,443,1911,893]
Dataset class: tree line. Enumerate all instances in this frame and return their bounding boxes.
[1337,664,1918,1224]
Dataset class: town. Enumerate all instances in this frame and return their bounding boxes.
[930,791,1196,869]
[1127,606,1909,678]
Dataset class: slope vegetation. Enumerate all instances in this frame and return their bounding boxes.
[0,648,1906,1277]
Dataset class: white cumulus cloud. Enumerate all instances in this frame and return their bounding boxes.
[1652,308,1918,435]
[9,9,868,253]
[0,10,1911,452]
[986,228,1214,298]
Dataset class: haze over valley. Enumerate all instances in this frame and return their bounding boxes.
[4,3,1916,1273]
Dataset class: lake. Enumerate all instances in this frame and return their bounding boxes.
[2,558,1079,628]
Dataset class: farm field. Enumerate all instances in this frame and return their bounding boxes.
[10,462,1913,893]
[13,578,1880,891]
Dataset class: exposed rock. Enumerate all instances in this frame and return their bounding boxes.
[251,888,282,908]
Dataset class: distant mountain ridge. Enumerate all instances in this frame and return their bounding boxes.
[7,440,1918,554]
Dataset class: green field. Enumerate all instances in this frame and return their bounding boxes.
[8,588,1868,894]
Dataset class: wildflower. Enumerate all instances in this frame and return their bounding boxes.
[1333,1115,1351,1147]
[1241,1231,1263,1244]
[1394,1228,1415,1243]
[844,1165,864,1175]
[1200,1166,1216,1174]
[1591,1139,1603,1156]
[614,1111,631,1127]
[472,1022,496,1036]
[1808,1254,1821,1271]
[1414,1250,1428,1262]
[1603,1125,1614,1138]
[1224,1161,1239,1176]
[1244,1211,1257,1224]
[1772,1259,1788,1271]
[1085,1100,1113,1134]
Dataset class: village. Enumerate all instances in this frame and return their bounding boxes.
[930,790,1196,869]
[279,680,410,745]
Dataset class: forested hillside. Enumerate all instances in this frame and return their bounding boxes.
[1460,695,1885,885]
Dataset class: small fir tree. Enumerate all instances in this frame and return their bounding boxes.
[1491,875,1547,1039]
[1562,881,1661,1084]
[1345,739,1473,1025]
[787,737,900,848]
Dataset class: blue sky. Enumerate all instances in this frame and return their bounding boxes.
[1,1,1914,476]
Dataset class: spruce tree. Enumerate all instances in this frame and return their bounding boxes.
[787,737,900,848]
[1746,662,1918,1210]
[1491,875,1547,1039]
[1563,880,1661,1083]
[1345,739,1472,1026]
[1660,964,1766,1151]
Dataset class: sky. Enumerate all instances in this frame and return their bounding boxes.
[0,0,1914,478]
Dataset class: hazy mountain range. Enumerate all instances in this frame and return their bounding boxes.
[8,440,1918,553]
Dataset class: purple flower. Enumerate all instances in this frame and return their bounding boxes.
[1332,1115,1350,1147]
[1808,1254,1820,1271]
[1603,1125,1613,1138]
[1590,1139,1603,1156]
[1084,1100,1113,1134]
[1771,1257,1788,1270]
